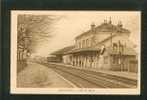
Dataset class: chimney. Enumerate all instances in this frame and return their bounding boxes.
[117,21,123,28]
[109,17,112,24]
[104,19,107,24]
[91,22,96,31]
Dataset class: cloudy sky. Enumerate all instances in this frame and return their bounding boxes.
[14,11,141,57]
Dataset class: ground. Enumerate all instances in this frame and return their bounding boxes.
[53,62,138,80]
[17,61,137,88]
[17,62,75,88]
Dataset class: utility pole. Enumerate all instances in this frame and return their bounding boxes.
[111,32,113,47]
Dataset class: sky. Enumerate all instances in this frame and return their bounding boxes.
[18,11,140,57]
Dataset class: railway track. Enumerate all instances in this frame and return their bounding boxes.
[53,67,105,88]
[46,63,137,88]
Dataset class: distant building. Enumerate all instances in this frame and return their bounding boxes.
[50,19,138,72]
[49,46,75,63]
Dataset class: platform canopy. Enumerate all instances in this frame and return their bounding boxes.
[65,47,100,54]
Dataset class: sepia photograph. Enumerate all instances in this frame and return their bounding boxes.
[10,11,141,94]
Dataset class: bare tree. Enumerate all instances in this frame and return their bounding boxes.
[17,14,59,68]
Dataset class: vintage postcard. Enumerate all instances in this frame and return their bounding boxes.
[10,11,141,94]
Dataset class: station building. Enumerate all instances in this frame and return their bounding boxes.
[50,19,138,72]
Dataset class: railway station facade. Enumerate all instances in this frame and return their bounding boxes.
[50,19,138,72]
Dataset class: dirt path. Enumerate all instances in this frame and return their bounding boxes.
[17,62,75,88]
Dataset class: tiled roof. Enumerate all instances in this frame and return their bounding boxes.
[50,45,75,55]
[65,47,99,54]
[51,45,136,56]
[94,33,136,49]
[96,34,117,46]
[65,45,137,56]
[96,23,130,33]
[106,46,137,56]
[75,22,130,39]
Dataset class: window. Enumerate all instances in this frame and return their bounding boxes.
[104,56,108,64]
[88,38,90,47]
[86,39,89,47]
[112,55,119,64]
[113,42,118,51]
[79,42,81,48]
[82,40,85,48]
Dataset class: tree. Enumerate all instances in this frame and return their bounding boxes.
[17,14,59,61]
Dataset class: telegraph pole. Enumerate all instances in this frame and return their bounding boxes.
[111,32,113,47]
